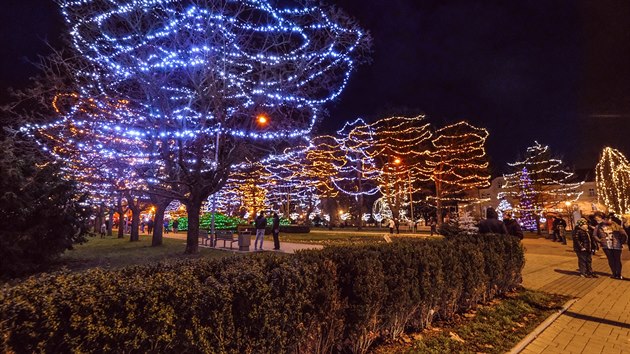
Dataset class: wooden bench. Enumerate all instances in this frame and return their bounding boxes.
[215,230,238,249]
[198,229,211,246]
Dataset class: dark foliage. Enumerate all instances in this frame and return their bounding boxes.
[0,233,523,353]
[0,133,90,279]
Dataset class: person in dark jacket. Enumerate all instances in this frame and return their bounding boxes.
[572,218,598,277]
[503,212,523,239]
[552,216,567,244]
[254,211,267,251]
[272,212,281,250]
[478,208,507,234]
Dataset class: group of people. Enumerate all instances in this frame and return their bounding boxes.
[572,211,627,279]
[254,211,281,251]
[478,207,524,239]
[480,207,628,280]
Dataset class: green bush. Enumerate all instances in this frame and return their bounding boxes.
[0,233,523,354]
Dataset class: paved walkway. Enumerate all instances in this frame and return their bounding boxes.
[520,237,630,354]
[164,233,323,254]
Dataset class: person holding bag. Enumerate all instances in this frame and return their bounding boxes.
[593,211,628,279]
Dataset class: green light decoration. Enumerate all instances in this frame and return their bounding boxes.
[172,213,291,231]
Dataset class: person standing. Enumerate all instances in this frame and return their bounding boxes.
[100,222,107,238]
[147,218,154,235]
[478,207,508,234]
[163,219,170,234]
[172,218,179,234]
[572,218,598,277]
[593,211,628,279]
[388,219,395,234]
[140,220,146,234]
[272,212,281,250]
[429,217,437,236]
[254,211,267,251]
[503,212,523,239]
[553,216,567,244]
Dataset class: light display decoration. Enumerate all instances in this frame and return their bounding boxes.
[22,0,369,253]
[333,118,381,228]
[426,121,491,223]
[500,142,583,232]
[348,116,433,222]
[596,147,630,214]
[496,198,513,221]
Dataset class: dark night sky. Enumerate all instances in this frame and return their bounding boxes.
[1,0,629,172]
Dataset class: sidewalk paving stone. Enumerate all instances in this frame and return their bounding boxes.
[519,237,630,354]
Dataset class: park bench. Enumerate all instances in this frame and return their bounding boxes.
[215,230,238,249]
[198,229,211,246]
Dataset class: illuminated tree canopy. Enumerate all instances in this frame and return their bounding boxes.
[21,0,369,253]
[596,147,630,214]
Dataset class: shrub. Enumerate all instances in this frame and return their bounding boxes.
[0,234,523,353]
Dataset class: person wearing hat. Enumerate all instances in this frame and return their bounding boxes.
[572,218,598,278]
[593,211,628,279]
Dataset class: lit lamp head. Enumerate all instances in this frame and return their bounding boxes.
[393,157,402,165]
[256,114,269,126]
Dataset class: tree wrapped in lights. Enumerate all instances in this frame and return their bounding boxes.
[496,198,513,220]
[500,142,583,233]
[427,121,490,224]
[596,147,630,214]
[334,119,381,229]
[25,0,369,253]
[262,143,325,222]
[514,167,537,230]
[348,116,433,222]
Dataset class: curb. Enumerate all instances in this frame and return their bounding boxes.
[507,298,578,354]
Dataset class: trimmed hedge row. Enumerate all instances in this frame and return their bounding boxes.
[0,233,524,353]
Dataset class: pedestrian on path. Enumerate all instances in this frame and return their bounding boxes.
[254,211,267,251]
[572,218,598,278]
[478,207,507,234]
[388,218,395,234]
[147,218,154,235]
[172,219,179,234]
[272,212,280,250]
[593,211,628,279]
[503,211,523,239]
[429,217,437,236]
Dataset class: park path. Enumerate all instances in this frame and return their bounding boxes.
[163,233,323,254]
[519,237,630,354]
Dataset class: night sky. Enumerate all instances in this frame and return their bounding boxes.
[1,0,629,172]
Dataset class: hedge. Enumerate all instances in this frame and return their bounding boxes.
[0,233,524,353]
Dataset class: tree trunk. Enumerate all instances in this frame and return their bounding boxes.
[357,193,364,231]
[152,203,167,247]
[436,181,443,226]
[107,208,114,236]
[185,200,202,254]
[129,206,140,242]
[116,194,125,238]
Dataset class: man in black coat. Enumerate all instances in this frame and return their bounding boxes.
[478,207,508,234]
[503,211,523,239]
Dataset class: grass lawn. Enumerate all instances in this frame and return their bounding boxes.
[280,228,436,245]
[55,235,229,272]
[371,288,569,354]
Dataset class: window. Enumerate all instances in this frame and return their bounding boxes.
[588,188,596,197]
